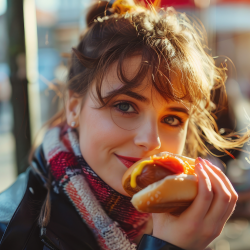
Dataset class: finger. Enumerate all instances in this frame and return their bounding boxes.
[198,158,231,222]
[204,159,238,222]
[204,159,238,197]
[182,159,213,220]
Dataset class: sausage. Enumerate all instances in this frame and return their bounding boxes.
[136,164,175,188]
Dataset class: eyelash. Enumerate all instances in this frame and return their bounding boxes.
[112,101,184,127]
[113,101,138,115]
[161,115,184,127]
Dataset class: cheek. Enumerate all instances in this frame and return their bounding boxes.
[78,108,113,158]
[160,123,188,154]
[77,106,131,166]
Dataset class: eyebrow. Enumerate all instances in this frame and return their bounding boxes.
[166,107,190,115]
[121,91,150,104]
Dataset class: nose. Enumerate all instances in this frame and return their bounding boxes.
[134,115,161,152]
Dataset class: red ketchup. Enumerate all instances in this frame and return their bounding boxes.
[151,155,185,174]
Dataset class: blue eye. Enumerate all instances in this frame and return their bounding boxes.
[115,102,136,113]
[118,103,130,111]
[163,116,182,126]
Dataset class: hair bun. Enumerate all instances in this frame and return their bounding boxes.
[112,0,137,14]
[86,1,113,27]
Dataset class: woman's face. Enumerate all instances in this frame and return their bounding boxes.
[67,56,190,196]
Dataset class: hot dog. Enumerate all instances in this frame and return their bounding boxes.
[122,152,198,215]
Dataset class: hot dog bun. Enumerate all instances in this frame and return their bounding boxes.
[122,152,198,215]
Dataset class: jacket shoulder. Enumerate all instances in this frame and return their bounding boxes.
[0,146,48,249]
[0,145,47,225]
[0,171,28,225]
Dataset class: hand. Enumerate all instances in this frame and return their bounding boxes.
[151,157,238,250]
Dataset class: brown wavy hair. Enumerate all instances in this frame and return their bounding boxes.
[38,0,250,227]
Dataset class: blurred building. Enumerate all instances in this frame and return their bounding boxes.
[0,2,15,193]
[36,0,92,125]
[0,15,8,64]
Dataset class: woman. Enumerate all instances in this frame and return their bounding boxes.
[0,0,247,249]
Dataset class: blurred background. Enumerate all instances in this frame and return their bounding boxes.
[0,0,250,249]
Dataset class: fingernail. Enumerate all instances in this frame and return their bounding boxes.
[198,157,204,163]
[195,157,204,165]
[198,163,203,170]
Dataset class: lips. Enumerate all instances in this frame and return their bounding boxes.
[116,154,142,169]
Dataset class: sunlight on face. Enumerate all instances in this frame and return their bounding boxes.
[76,56,190,196]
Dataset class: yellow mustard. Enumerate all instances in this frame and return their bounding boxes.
[130,160,154,188]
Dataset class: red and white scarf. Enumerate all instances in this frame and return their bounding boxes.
[42,125,150,249]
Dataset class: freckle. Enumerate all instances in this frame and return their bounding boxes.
[147,193,151,197]
[151,197,154,201]
[157,191,161,194]
[155,194,158,198]
[147,201,150,205]
[139,200,142,204]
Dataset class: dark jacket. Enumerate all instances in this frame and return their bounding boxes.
[0,146,183,250]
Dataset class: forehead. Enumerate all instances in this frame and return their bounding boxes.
[104,55,143,85]
[102,55,187,101]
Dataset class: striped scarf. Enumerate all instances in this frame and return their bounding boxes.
[42,125,150,250]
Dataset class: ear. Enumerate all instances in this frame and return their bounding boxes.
[66,90,81,128]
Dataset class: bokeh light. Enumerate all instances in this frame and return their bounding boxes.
[0,0,7,16]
